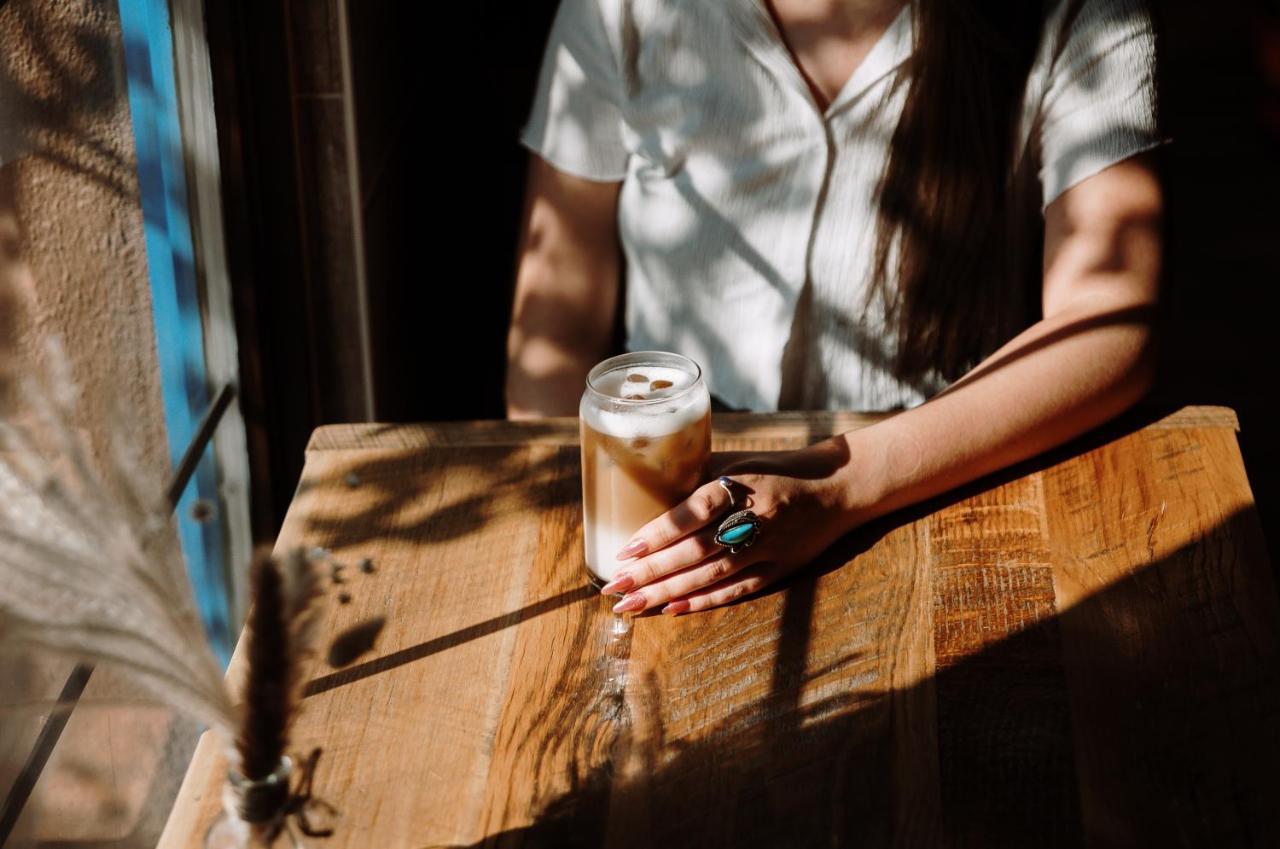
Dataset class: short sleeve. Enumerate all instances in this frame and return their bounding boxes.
[1037,0,1166,209]
[519,0,630,182]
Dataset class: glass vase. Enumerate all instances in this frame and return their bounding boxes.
[203,755,294,848]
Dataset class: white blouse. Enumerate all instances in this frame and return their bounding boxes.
[520,0,1164,412]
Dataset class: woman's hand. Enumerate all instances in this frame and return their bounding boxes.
[600,438,864,614]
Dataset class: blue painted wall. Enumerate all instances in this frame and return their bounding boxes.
[117,0,232,664]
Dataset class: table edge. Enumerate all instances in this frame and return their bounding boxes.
[305,405,1239,452]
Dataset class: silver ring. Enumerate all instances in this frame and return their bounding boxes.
[717,475,736,507]
[715,508,761,554]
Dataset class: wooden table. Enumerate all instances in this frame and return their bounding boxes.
[159,406,1280,848]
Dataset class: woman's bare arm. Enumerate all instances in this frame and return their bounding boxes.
[587,153,1164,614]
[833,153,1163,523]
[504,154,624,419]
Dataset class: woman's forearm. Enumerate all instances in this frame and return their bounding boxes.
[831,298,1157,527]
[829,154,1163,528]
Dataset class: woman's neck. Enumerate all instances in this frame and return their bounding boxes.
[763,0,909,110]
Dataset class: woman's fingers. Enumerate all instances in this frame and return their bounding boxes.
[610,550,746,613]
[602,526,722,595]
[662,561,781,615]
[612,477,738,563]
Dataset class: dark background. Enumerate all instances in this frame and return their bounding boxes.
[205,0,1280,555]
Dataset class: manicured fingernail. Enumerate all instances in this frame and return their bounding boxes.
[616,539,648,560]
[663,600,690,616]
[612,593,646,614]
[600,574,635,595]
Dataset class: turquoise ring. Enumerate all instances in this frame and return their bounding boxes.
[714,508,761,554]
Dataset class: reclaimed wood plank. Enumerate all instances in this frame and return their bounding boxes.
[304,406,1237,452]
[1043,421,1280,846]
[159,407,1273,848]
[471,444,614,845]
[928,473,1081,848]
[161,441,565,847]
[591,444,941,847]
[304,413,893,451]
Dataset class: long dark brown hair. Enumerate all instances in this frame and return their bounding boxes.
[872,0,1088,382]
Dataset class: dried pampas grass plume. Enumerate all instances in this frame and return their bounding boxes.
[0,269,235,732]
[1,250,335,839]
[236,548,323,782]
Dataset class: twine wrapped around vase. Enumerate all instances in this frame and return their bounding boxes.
[229,755,294,826]
[205,756,294,849]
[206,748,336,848]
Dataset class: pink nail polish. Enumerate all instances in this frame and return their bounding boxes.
[663,600,690,616]
[600,574,635,595]
[616,539,648,560]
[612,593,646,614]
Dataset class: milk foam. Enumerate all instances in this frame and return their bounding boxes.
[582,365,708,439]
[584,520,631,582]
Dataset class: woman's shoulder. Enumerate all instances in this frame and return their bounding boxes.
[1031,0,1158,116]
[1026,0,1162,210]
[1037,0,1155,68]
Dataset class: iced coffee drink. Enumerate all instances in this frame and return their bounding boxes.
[580,352,711,587]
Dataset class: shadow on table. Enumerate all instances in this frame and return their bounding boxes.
[296,379,1188,557]
[311,400,1188,698]
[299,438,583,551]
[306,585,596,696]
[441,498,1278,849]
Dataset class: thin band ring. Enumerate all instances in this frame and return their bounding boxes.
[717,475,736,507]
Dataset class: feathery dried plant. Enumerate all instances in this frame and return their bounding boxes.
[237,548,323,783]
[0,273,328,840]
[0,328,237,731]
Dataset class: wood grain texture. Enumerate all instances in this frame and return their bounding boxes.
[929,474,1081,848]
[1043,421,1280,846]
[159,405,1277,848]
[304,405,1238,451]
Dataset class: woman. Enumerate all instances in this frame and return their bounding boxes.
[505,0,1164,614]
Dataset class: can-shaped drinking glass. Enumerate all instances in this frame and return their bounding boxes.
[579,351,712,588]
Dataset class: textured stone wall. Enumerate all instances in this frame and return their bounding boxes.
[0,2,182,845]
[0,0,168,479]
